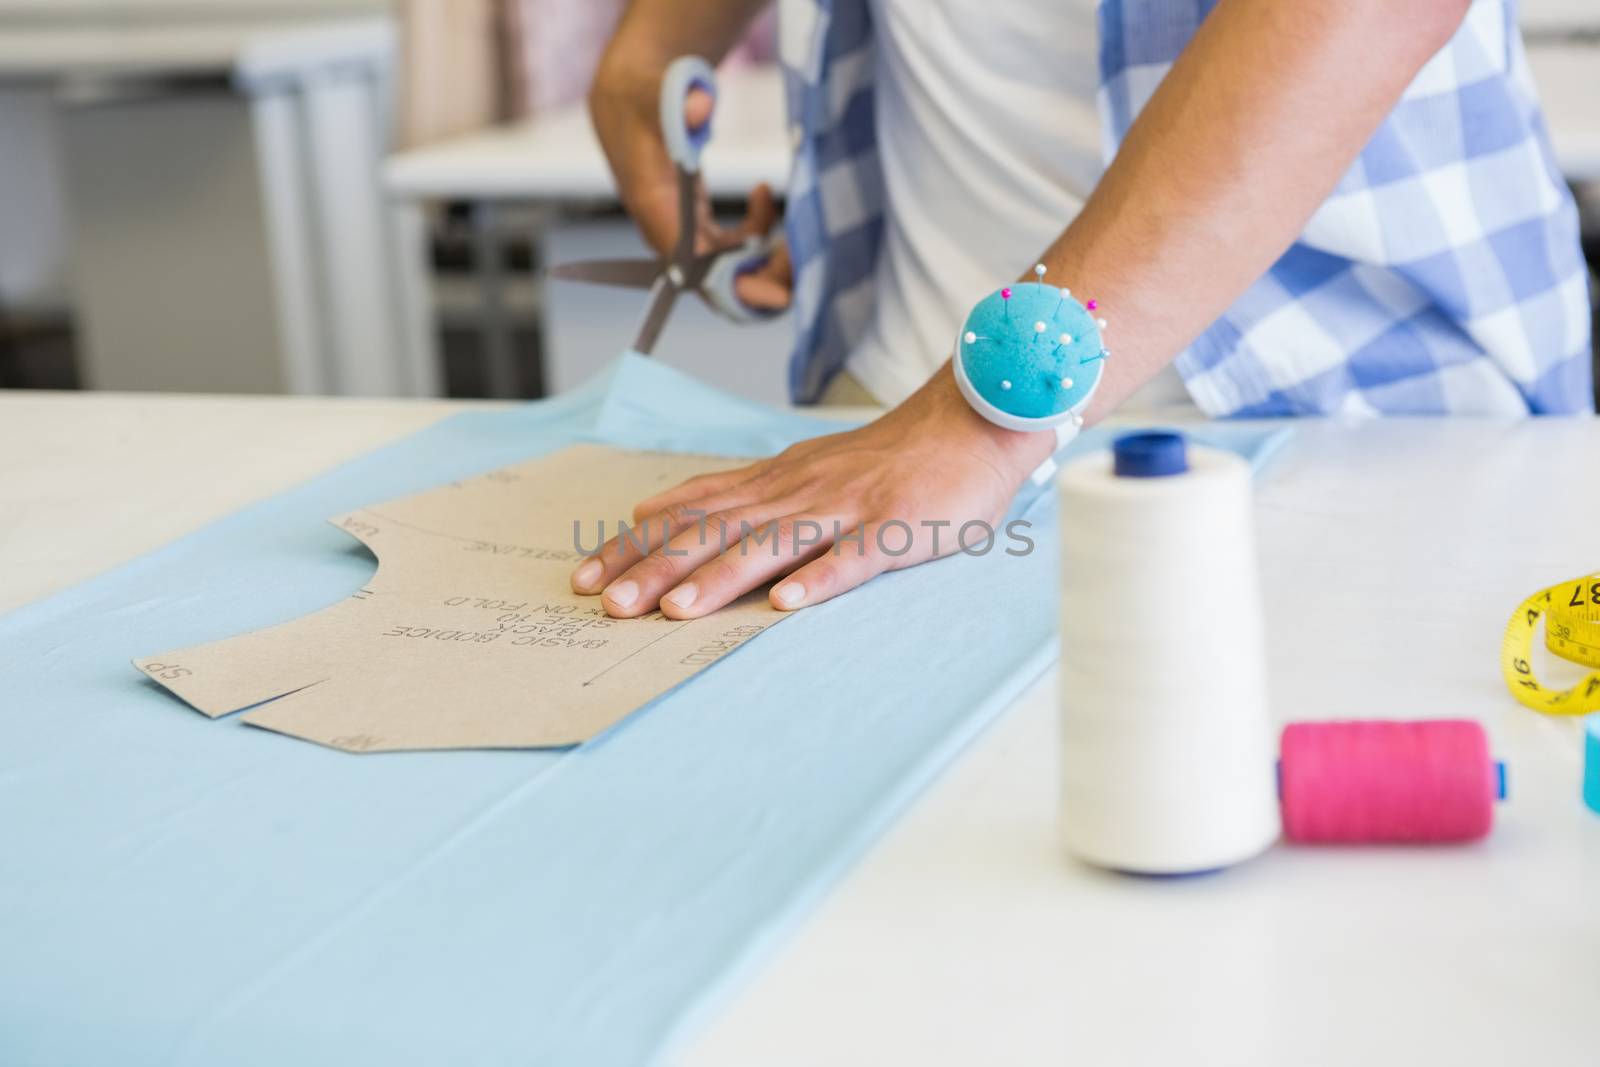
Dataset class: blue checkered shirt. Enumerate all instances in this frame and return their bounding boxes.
[777,0,1593,414]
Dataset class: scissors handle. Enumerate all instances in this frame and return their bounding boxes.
[660,55,718,174]
[701,235,784,325]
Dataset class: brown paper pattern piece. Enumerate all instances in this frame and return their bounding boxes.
[135,445,783,752]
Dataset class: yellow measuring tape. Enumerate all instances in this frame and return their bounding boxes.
[1502,574,1600,716]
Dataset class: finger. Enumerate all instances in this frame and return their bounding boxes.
[571,498,742,596]
[735,273,791,311]
[631,462,768,523]
[600,503,790,618]
[769,520,906,611]
[740,182,778,238]
[765,237,793,281]
[629,169,715,257]
[684,87,714,131]
[696,178,737,254]
[627,179,686,260]
[659,513,843,620]
[610,90,718,258]
[735,240,792,311]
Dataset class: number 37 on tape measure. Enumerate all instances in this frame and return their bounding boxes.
[1502,574,1600,716]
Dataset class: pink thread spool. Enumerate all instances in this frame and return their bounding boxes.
[1279,720,1502,844]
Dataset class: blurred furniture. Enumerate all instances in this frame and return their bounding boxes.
[392,0,773,148]
[0,6,438,396]
[0,86,70,318]
[388,64,788,200]
[1527,41,1600,187]
[1526,35,1600,394]
[395,0,504,150]
[1519,0,1600,36]
[385,63,792,403]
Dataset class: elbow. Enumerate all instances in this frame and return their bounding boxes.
[587,40,636,124]
[587,53,620,120]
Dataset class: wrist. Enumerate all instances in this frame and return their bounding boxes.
[918,362,1057,485]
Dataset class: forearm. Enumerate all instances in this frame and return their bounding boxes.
[590,1,774,256]
[1035,0,1471,420]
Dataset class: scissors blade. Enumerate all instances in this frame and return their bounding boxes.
[546,259,662,290]
[632,275,680,357]
[672,163,698,265]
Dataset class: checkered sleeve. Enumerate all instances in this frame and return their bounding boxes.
[777,0,885,403]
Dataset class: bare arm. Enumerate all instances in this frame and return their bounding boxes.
[577,0,1473,618]
[599,0,769,81]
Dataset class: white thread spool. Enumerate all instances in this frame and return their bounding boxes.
[1057,432,1279,874]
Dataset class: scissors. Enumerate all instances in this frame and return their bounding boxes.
[547,56,782,355]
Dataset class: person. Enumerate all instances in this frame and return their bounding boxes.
[571,0,1593,619]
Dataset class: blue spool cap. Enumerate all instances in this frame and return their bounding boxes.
[1113,431,1189,478]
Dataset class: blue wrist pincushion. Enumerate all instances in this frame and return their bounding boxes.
[954,267,1108,430]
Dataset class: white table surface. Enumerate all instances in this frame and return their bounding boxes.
[0,391,491,614]
[689,417,1600,1067]
[384,63,790,201]
[2,393,1598,1065]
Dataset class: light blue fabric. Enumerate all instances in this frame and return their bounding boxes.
[0,355,1289,1066]
[779,0,1592,414]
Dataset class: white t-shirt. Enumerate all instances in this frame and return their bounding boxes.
[847,0,1186,410]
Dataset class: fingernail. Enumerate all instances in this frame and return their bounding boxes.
[773,582,805,608]
[663,583,698,611]
[573,558,603,591]
[606,580,638,610]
